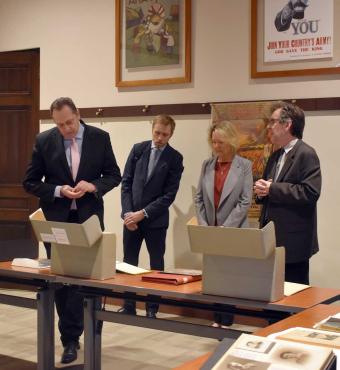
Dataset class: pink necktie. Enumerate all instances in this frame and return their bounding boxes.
[70,138,80,180]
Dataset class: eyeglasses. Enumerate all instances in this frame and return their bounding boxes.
[267,118,281,128]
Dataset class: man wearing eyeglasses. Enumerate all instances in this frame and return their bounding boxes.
[254,101,321,284]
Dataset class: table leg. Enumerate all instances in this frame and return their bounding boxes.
[84,296,102,370]
[95,299,103,370]
[37,287,55,370]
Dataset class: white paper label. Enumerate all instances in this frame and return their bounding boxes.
[51,228,70,245]
[40,233,56,243]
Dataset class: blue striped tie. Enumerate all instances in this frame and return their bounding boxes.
[147,148,161,179]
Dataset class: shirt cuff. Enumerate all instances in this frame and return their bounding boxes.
[54,186,62,198]
[142,209,149,218]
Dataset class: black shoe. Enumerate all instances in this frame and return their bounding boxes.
[61,342,80,364]
[146,310,157,319]
[117,307,136,315]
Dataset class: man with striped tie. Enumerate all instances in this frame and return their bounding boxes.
[120,115,184,318]
[23,97,121,364]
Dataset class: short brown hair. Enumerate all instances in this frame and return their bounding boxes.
[208,121,239,155]
[152,114,176,134]
[270,101,305,139]
[50,97,78,115]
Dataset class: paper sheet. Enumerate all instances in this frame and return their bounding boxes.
[284,281,310,296]
[11,258,51,269]
[116,261,150,275]
[40,233,56,243]
[51,227,70,245]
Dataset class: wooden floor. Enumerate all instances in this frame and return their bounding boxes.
[0,288,222,370]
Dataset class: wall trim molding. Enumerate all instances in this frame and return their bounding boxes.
[39,97,340,120]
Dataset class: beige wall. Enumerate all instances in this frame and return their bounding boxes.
[1,0,339,287]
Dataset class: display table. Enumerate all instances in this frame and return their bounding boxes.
[173,303,340,370]
[0,260,339,370]
[56,273,339,370]
[0,261,56,370]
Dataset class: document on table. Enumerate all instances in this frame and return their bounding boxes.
[11,258,51,269]
[284,281,310,296]
[116,261,150,275]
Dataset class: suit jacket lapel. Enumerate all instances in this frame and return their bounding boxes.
[145,144,170,184]
[76,123,89,182]
[218,156,240,208]
[267,150,281,181]
[54,130,72,180]
[141,143,152,185]
[276,140,300,182]
[205,157,217,209]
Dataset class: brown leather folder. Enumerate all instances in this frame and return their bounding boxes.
[141,272,202,285]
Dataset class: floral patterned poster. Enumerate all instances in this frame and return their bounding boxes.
[125,0,180,68]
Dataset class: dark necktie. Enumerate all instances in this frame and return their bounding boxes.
[274,148,285,182]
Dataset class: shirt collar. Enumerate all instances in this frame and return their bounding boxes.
[65,122,84,141]
[75,122,84,140]
[283,138,298,153]
[151,141,167,152]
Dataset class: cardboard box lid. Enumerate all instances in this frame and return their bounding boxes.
[29,208,102,248]
[187,217,276,259]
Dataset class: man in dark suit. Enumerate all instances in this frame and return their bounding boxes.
[23,97,121,364]
[254,101,321,284]
[120,115,184,318]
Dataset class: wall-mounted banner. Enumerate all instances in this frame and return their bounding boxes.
[264,0,333,62]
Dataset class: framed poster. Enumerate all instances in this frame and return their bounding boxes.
[251,0,340,78]
[115,0,191,87]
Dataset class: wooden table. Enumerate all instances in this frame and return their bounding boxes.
[173,304,340,370]
[0,261,56,370]
[255,303,340,337]
[55,273,339,370]
[57,272,340,313]
[1,261,339,370]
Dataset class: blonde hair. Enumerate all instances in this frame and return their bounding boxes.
[208,121,239,155]
[152,114,176,134]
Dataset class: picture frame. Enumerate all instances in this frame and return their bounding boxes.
[251,0,340,78]
[115,0,191,87]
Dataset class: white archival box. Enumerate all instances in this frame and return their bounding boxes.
[29,209,115,280]
[187,218,285,302]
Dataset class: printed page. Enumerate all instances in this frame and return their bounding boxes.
[284,282,310,296]
[212,333,333,370]
[116,261,150,275]
[12,258,51,269]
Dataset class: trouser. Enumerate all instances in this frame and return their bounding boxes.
[285,260,310,285]
[44,210,84,345]
[123,225,167,313]
[214,311,234,326]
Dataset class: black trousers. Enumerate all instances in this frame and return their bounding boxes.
[285,260,310,285]
[44,210,84,346]
[123,225,167,313]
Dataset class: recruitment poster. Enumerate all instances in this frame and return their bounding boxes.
[264,0,333,62]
